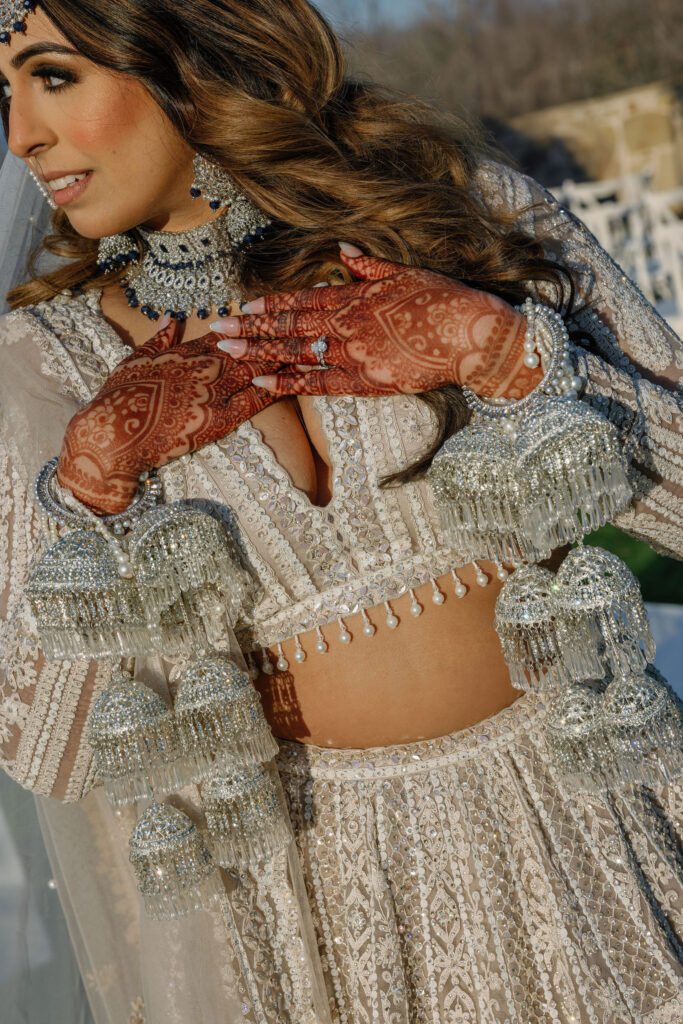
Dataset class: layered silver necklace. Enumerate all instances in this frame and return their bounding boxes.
[97,200,271,322]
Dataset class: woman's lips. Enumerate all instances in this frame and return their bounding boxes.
[49,171,93,207]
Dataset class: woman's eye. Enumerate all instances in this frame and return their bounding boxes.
[43,73,70,90]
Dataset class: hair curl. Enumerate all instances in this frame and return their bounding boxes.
[8,0,573,481]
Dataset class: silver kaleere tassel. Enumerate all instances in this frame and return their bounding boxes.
[544,684,612,794]
[600,673,683,789]
[88,673,193,807]
[556,546,655,677]
[516,397,632,552]
[25,531,149,660]
[129,804,222,920]
[202,764,291,868]
[494,566,602,691]
[174,656,278,779]
[428,422,541,563]
[128,505,251,649]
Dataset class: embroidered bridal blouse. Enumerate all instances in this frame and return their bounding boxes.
[1,161,681,802]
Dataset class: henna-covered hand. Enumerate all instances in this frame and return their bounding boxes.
[58,320,280,514]
[212,243,541,400]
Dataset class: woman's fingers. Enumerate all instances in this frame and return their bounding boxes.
[251,367,382,398]
[338,244,406,282]
[217,336,342,366]
[137,317,181,355]
[213,308,336,341]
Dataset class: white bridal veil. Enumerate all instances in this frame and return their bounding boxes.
[0,148,98,1024]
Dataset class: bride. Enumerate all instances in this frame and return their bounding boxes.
[0,1,682,1021]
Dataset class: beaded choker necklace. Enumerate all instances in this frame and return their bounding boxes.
[97,204,270,322]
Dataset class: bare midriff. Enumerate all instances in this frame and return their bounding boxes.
[101,286,523,750]
[254,562,522,748]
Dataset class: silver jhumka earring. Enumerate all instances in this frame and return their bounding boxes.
[190,153,243,211]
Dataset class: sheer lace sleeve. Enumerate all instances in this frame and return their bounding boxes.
[0,433,113,801]
[0,311,116,802]
[473,159,683,560]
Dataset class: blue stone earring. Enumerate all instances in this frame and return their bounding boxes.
[190,154,242,211]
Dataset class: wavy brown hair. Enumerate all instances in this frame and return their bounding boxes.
[8,0,574,480]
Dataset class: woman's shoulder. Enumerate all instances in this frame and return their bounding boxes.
[0,289,126,403]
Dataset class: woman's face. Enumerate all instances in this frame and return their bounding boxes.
[0,8,204,237]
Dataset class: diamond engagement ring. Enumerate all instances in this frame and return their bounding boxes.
[311,335,329,369]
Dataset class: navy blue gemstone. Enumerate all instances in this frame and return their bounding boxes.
[176,311,187,322]
[13,22,26,33]
[218,307,229,317]
[150,311,160,321]
[179,244,188,253]
[159,244,168,253]
[190,188,201,198]
[209,200,221,211]
[141,305,150,314]
[0,33,10,44]
[197,309,209,320]
[124,288,135,298]
[202,238,210,246]
[128,299,139,308]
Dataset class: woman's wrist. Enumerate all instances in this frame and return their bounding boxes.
[461,306,543,399]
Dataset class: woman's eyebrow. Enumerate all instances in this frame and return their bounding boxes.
[11,42,80,70]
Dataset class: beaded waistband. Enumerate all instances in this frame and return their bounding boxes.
[275,691,549,781]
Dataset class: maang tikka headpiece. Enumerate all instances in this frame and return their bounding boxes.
[0,0,37,45]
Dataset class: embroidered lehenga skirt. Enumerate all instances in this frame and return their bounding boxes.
[274,690,683,1024]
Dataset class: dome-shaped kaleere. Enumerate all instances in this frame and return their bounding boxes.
[174,656,278,778]
[128,505,252,650]
[88,673,193,806]
[556,545,655,678]
[494,565,602,691]
[600,673,683,789]
[428,422,540,564]
[515,396,631,553]
[129,803,221,920]
[202,764,291,868]
[544,684,612,794]
[24,530,149,660]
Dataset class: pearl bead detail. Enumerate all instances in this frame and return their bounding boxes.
[315,627,328,654]
[523,351,540,368]
[409,589,423,617]
[384,603,399,629]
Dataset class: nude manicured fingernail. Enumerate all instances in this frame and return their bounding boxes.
[210,316,240,335]
[338,241,364,257]
[217,339,247,356]
[252,376,277,390]
[241,297,266,314]
[159,312,171,329]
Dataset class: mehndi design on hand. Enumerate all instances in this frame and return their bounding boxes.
[214,243,542,400]
[58,319,280,514]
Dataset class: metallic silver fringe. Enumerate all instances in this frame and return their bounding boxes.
[174,656,278,779]
[87,674,194,807]
[129,804,222,920]
[24,531,150,660]
[202,764,291,868]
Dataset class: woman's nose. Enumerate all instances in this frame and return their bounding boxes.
[7,94,56,159]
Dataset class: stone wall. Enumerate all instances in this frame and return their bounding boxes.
[511,81,683,192]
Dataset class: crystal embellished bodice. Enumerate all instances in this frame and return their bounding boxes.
[17,290,466,653]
